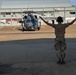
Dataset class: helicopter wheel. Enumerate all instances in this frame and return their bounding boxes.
[22,27,25,32]
[37,27,40,30]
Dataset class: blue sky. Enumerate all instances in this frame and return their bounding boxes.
[70,0,76,5]
[0,0,76,8]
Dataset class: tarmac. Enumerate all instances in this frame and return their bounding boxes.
[0,25,76,75]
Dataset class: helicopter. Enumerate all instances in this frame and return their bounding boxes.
[19,11,41,31]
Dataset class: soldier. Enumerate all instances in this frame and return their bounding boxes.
[39,16,76,64]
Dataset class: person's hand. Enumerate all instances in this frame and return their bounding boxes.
[39,16,43,20]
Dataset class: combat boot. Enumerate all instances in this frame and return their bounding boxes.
[61,58,65,64]
[57,59,62,64]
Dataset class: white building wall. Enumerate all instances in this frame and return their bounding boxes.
[0,7,76,26]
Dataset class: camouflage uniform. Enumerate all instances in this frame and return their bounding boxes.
[54,36,66,60]
[51,23,69,61]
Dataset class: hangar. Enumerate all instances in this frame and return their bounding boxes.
[0,0,76,26]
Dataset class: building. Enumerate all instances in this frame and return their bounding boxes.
[0,0,76,26]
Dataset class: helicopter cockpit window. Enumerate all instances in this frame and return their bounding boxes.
[35,15,37,18]
[26,20,31,23]
[24,16,27,19]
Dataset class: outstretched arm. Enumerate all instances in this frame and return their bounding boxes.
[68,18,76,26]
[39,16,53,26]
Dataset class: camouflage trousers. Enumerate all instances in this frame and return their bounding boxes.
[54,37,66,60]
